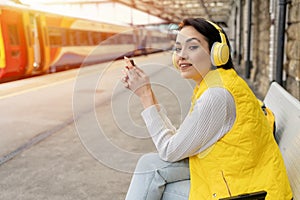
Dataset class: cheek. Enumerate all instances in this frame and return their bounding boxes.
[191,51,212,72]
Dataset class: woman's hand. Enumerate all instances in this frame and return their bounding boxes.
[121,57,158,109]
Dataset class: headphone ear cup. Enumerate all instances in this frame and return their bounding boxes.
[172,52,180,69]
[210,42,230,66]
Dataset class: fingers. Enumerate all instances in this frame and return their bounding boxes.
[121,57,148,91]
[127,65,144,79]
[120,69,129,88]
[124,56,134,69]
[121,66,136,89]
[120,74,129,88]
[123,81,129,88]
[123,56,144,76]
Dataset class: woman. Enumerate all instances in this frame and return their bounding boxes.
[121,18,292,200]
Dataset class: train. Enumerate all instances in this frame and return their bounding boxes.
[0,2,175,82]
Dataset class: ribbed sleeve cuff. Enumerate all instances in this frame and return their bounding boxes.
[141,104,165,122]
[141,105,167,136]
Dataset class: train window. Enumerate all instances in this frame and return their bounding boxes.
[118,34,126,44]
[92,32,101,45]
[48,27,62,47]
[107,33,117,44]
[100,32,109,44]
[110,33,116,39]
[119,34,124,44]
[77,31,82,45]
[123,34,133,44]
[87,32,94,45]
[82,31,88,45]
[7,25,20,46]
[68,30,77,46]
[61,29,67,46]
[108,35,119,44]
[128,34,134,43]
[117,34,125,44]
[77,31,89,46]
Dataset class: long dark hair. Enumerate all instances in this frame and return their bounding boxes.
[179,18,234,70]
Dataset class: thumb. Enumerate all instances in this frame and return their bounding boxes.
[124,56,135,69]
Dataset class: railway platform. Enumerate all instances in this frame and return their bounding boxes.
[0,50,298,200]
[0,52,194,200]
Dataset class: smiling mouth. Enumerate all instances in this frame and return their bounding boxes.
[179,63,192,70]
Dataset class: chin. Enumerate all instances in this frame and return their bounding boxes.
[180,72,202,82]
[180,71,193,79]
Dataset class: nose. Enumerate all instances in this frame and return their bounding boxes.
[176,49,188,60]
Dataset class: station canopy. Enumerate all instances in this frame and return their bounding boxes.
[18,0,234,25]
[117,0,234,24]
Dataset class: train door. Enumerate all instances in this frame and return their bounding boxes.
[23,13,42,75]
[0,15,6,78]
[36,14,50,73]
[0,8,27,78]
[22,12,35,75]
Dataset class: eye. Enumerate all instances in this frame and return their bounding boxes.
[174,46,182,53]
[188,45,199,50]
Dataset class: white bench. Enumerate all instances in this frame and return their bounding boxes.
[162,82,300,200]
[264,82,300,200]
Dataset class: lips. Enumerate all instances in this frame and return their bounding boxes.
[179,63,192,70]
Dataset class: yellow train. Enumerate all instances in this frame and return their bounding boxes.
[0,2,174,82]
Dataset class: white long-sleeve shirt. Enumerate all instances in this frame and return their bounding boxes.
[141,87,236,162]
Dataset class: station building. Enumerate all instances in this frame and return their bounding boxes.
[228,0,300,99]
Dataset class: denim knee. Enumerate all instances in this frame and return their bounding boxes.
[134,153,168,173]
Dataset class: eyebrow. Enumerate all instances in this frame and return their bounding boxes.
[175,37,201,45]
[186,37,201,43]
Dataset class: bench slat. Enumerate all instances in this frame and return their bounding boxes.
[264,82,300,200]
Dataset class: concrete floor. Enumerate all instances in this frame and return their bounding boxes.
[0,52,194,200]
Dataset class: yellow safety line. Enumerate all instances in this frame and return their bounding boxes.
[0,76,75,100]
[0,63,111,100]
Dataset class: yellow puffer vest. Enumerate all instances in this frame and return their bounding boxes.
[188,68,292,200]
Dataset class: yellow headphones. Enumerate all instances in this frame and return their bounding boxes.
[206,20,229,66]
[172,20,230,68]
[172,52,179,69]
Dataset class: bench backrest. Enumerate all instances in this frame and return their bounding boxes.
[264,82,300,199]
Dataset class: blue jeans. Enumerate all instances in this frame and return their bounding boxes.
[125,153,190,200]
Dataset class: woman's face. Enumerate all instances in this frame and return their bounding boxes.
[174,26,211,83]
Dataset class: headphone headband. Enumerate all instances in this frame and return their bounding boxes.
[206,20,229,66]
[205,20,227,45]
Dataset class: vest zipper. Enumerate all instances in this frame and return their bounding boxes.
[221,171,232,197]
